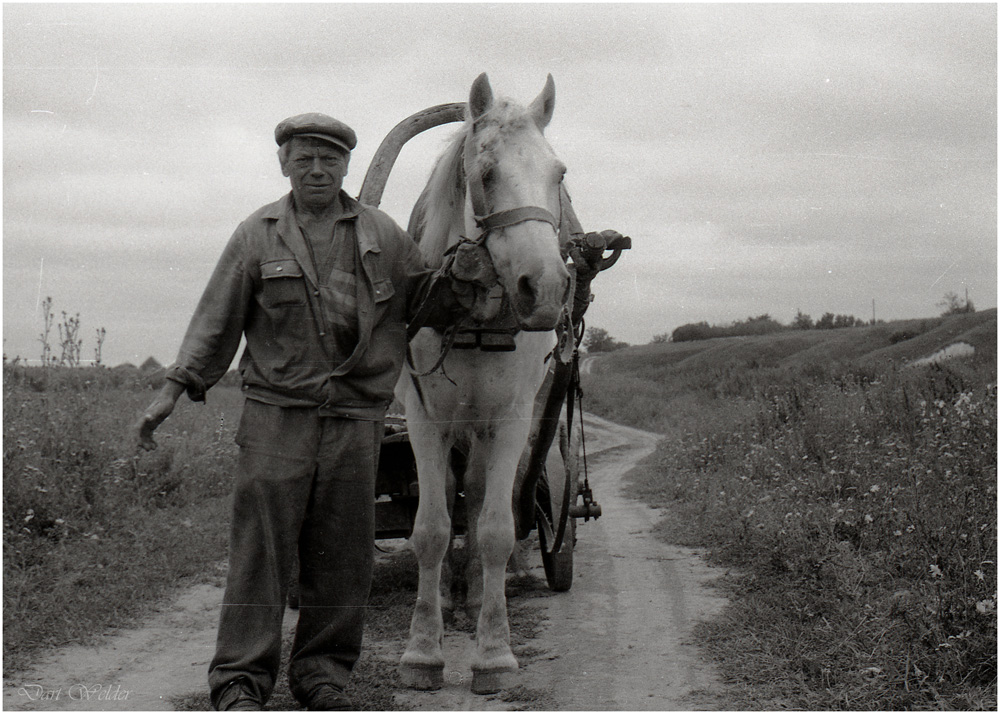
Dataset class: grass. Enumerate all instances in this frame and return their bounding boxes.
[3,364,243,676]
[582,312,998,709]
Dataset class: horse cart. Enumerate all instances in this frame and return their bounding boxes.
[358,102,629,592]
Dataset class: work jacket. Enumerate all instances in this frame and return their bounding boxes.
[165,191,436,420]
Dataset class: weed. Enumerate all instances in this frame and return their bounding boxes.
[585,314,997,709]
[3,367,243,675]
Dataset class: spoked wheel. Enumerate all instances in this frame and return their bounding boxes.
[535,421,580,591]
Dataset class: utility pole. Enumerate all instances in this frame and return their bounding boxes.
[872,298,876,325]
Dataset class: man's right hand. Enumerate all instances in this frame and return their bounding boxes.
[134,381,185,451]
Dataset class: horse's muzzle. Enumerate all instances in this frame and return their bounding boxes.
[511,270,570,331]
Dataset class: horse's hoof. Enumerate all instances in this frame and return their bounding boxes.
[399,662,445,691]
[470,667,517,694]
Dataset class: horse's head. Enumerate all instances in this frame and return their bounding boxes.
[463,73,571,331]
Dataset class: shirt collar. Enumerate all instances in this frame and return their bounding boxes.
[267,192,379,253]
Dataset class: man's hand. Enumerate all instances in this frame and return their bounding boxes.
[449,241,502,322]
[134,380,185,451]
[451,241,498,287]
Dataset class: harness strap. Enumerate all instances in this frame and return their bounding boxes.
[406,322,463,378]
[463,133,559,242]
[476,206,558,232]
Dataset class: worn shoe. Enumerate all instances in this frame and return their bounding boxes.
[216,677,262,711]
[305,683,353,711]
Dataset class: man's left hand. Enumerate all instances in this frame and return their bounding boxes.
[449,242,502,322]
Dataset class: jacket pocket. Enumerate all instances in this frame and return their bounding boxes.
[260,259,306,308]
[372,278,394,304]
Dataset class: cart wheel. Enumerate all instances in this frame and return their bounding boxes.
[536,422,579,591]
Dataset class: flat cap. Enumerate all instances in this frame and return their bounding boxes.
[274,113,357,153]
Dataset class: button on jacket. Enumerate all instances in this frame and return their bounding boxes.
[166,191,434,420]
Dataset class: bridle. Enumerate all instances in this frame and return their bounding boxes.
[461,129,565,248]
[405,125,574,379]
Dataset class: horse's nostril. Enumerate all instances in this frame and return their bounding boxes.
[517,275,537,307]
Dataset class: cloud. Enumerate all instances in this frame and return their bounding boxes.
[3,3,995,362]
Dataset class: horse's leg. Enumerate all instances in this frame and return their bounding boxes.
[468,424,528,694]
[439,461,458,616]
[458,439,485,618]
[399,414,452,690]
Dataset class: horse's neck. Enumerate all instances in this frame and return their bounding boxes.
[409,132,471,268]
[414,199,468,267]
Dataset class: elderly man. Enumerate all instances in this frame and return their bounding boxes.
[134,113,499,711]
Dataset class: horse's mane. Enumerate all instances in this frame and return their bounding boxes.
[408,100,530,268]
[407,130,467,268]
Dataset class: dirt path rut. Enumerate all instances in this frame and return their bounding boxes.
[4,415,728,711]
[516,415,727,710]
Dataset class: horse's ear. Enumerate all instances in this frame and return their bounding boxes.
[529,74,556,130]
[469,73,493,120]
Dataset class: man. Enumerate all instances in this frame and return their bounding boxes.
[134,113,500,711]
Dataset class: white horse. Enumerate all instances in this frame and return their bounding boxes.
[397,73,571,694]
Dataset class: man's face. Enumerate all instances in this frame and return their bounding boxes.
[281,137,350,212]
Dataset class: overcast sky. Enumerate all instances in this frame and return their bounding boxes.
[4,3,996,367]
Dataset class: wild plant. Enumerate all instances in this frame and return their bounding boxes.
[38,296,54,366]
[57,311,83,367]
[94,327,107,367]
[630,359,996,708]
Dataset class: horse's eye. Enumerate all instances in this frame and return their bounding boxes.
[481,167,497,187]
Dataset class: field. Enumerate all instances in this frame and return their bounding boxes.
[582,309,997,709]
[2,366,242,675]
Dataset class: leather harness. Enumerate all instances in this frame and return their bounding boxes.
[407,129,574,377]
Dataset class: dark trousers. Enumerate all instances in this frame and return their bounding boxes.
[208,400,381,708]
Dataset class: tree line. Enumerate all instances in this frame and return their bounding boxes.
[583,290,977,350]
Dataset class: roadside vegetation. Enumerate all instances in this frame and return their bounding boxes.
[3,364,241,675]
[3,362,553,709]
[582,310,997,709]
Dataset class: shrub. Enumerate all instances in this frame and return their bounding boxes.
[671,321,713,342]
[583,327,629,353]
[672,315,788,342]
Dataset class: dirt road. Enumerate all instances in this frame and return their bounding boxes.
[4,416,728,711]
[517,415,728,710]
